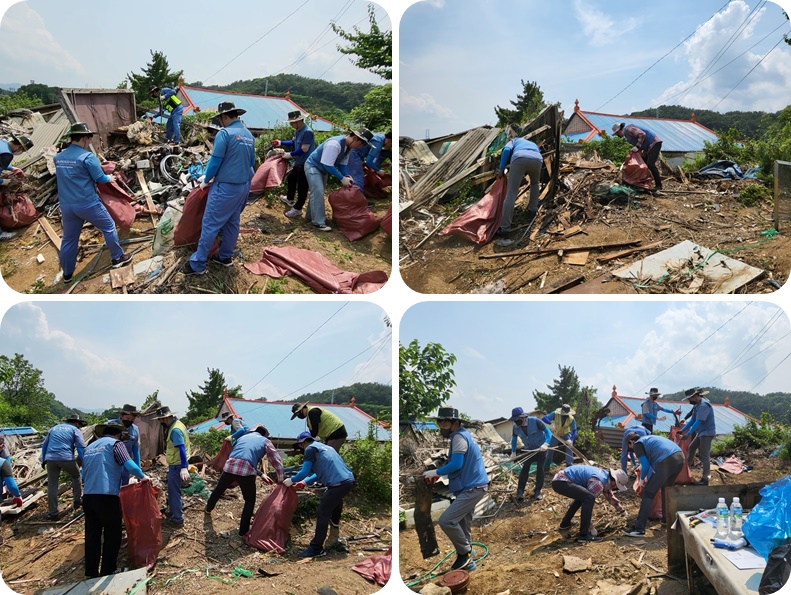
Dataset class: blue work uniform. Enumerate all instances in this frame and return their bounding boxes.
[685,398,716,437]
[622,125,658,152]
[83,437,127,496]
[42,423,86,462]
[188,119,255,272]
[562,465,610,489]
[620,425,651,473]
[347,132,390,190]
[445,428,489,495]
[305,135,353,227]
[641,398,674,431]
[512,416,551,452]
[54,144,124,277]
[634,435,681,480]
[280,125,315,167]
[0,457,21,523]
[229,432,271,468]
[120,423,140,486]
[0,139,17,178]
[498,138,542,170]
[153,87,184,143]
[302,442,355,487]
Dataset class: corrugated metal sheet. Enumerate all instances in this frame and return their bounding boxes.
[14,111,70,166]
[180,86,337,132]
[598,396,752,436]
[0,426,38,436]
[401,140,438,166]
[575,112,719,153]
[189,399,391,442]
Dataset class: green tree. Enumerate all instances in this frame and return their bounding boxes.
[757,104,791,172]
[494,79,547,127]
[399,340,457,421]
[124,50,184,106]
[141,389,160,410]
[17,83,59,105]
[0,354,58,427]
[349,83,392,131]
[184,368,242,425]
[331,4,392,80]
[533,364,585,413]
[0,90,42,116]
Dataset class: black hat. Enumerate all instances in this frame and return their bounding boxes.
[153,406,177,419]
[120,404,139,415]
[68,122,95,137]
[63,414,87,426]
[95,422,124,438]
[149,85,160,96]
[647,388,662,398]
[290,402,308,420]
[384,129,392,139]
[435,407,461,421]
[350,128,373,144]
[286,110,304,123]
[216,101,246,118]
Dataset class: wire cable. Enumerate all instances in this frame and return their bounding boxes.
[711,310,783,381]
[708,36,784,110]
[748,351,791,392]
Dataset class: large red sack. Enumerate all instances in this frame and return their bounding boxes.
[250,155,287,194]
[352,547,392,586]
[120,480,162,568]
[244,246,388,294]
[363,166,392,200]
[97,181,136,230]
[211,439,238,488]
[622,151,654,189]
[0,191,39,228]
[174,186,209,247]
[242,484,298,553]
[328,186,380,242]
[439,177,506,245]
[669,425,694,484]
[379,204,392,238]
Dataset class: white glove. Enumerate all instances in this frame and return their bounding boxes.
[128,476,139,484]
[423,469,438,480]
[224,435,233,443]
[658,416,666,421]
[259,474,274,485]
[340,176,354,187]
[283,152,293,160]
[564,439,573,446]
[509,452,517,461]
[199,176,210,190]
[179,468,190,482]
[283,478,293,487]
[539,443,549,452]
[630,146,640,153]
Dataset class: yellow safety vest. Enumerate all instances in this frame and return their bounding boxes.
[165,419,191,466]
[306,407,344,439]
[552,411,575,436]
[163,94,181,112]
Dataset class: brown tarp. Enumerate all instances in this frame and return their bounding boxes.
[622,151,654,189]
[328,186,380,242]
[244,246,387,294]
[439,177,506,245]
[351,547,392,586]
[250,155,287,194]
[0,191,40,229]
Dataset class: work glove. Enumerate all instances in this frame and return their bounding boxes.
[128,476,139,485]
[539,443,549,452]
[271,139,281,147]
[199,177,210,190]
[294,481,306,490]
[259,474,274,485]
[283,152,293,160]
[630,146,640,153]
[179,468,190,482]
[40,459,46,470]
[675,409,682,416]
[10,167,24,178]
[13,496,23,507]
[564,439,573,447]
[509,452,517,461]
[148,116,154,122]
[340,176,354,187]
[495,168,504,179]
[423,469,439,484]
[223,435,233,443]
[283,478,294,487]
[657,416,666,421]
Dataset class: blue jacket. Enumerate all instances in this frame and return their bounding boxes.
[0,139,14,171]
[42,423,86,462]
[634,435,681,479]
[280,125,315,166]
[204,120,256,184]
[229,432,271,468]
[82,436,124,496]
[306,135,352,180]
[685,398,716,437]
[512,416,551,452]
[445,428,489,495]
[641,398,673,426]
[499,138,542,170]
[54,144,112,206]
[358,132,391,170]
[123,423,140,466]
[562,464,609,490]
[304,441,354,487]
[623,125,658,152]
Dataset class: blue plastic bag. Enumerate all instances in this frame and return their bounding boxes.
[743,476,791,560]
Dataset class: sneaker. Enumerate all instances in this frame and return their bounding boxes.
[451,550,472,570]
[285,208,301,218]
[559,521,576,530]
[576,534,601,542]
[62,273,73,283]
[0,231,17,241]
[73,500,82,511]
[313,224,332,232]
[297,546,327,559]
[165,518,184,527]
[694,478,709,486]
[533,493,544,501]
[181,261,205,276]
[111,253,133,268]
[494,228,510,238]
[622,528,645,537]
[467,560,477,572]
[280,196,295,207]
[46,512,64,521]
[209,256,233,268]
[527,209,538,221]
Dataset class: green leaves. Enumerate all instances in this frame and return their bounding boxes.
[399,339,457,422]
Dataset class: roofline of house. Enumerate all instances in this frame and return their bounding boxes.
[610,392,759,426]
[572,99,719,136]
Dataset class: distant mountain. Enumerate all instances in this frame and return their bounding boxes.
[628,104,778,139]
[0,84,21,91]
[663,387,791,424]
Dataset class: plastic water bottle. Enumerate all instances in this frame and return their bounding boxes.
[715,497,729,538]
[714,537,747,550]
[729,497,743,540]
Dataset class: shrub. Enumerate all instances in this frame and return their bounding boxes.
[711,412,787,455]
[190,427,230,457]
[736,184,772,207]
[340,421,391,508]
[580,135,632,164]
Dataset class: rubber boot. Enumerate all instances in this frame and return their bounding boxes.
[326,525,348,552]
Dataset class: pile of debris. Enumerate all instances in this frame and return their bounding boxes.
[399,110,788,294]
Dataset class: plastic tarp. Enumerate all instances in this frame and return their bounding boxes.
[743,476,791,560]
[244,246,387,294]
[693,160,744,179]
[174,186,209,247]
[379,204,392,238]
[210,439,237,488]
[242,484,298,553]
[621,151,654,189]
[363,167,392,200]
[119,480,162,568]
[98,161,136,230]
[351,547,392,586]
[759,543,791,595]
[0,191,39,229]
[328,186,380,242]
[250,155,287,195]
[669,425,694,484]
[439,177,506,245]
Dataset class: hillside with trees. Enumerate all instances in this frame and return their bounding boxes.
[627,104,778,139]
[664,387,791,425]
[293,382,391,421]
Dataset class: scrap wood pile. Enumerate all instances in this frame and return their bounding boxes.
[399,108,784,294]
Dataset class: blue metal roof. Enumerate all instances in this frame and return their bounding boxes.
[0,426,38,436]
[599,396,753,436]
[408,421,438,431]
[569,111,719,153]
[189,400,391,442]
[180,86,338,132]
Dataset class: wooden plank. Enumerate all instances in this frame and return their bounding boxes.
[561,225,583,238]
[542,274,585,294]
[135,170,157,226]
[562,251,589,266]
[414,476,440,559]
[479,239,641,260]
[523,124,550,140]
[38,218,61,251]
[677,165,688,185]
[596,240,664,264]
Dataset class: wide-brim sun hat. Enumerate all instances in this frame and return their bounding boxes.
[67,122,96,137]
[63,415,87,426]
[95,422,125,438]
[435,407,461,421]
[216,101,246,118]
[286,110,304,123]
[153,406,177,419]
[290,402,308,420]
[610,468,629,491]
[612,122,625,136]
[351,128,374,144]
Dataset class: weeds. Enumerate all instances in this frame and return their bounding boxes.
[264,278,287,294]
[735,184,772,207]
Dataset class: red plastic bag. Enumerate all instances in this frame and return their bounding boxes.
[211,439,237,488]
[379,204,392,238]
[352,547,392,586]
[120,480,162,568]
[97,181,136,230]
[440,177,506,245]
[363,167,392,200]
[242,484,298,553]
[669,426,693,484]
[174,186,209,247]
[0,191,39,228]
[250,155,287,194]
[622,150,654,189]
[328,186,380,242]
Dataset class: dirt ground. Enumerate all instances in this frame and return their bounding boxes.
[400,171,791,295]
[0,466,391,595]
[0,192,392,295]
[399,450,790,594]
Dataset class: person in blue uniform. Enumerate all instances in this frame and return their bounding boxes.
[0,134,33,187]
[640,388,680,433]
[153,406,191,526]
[81,423,147,578]
[182,102,256,276]
[53,122,132,282]
[622,434,684,537]
[507,406,551,501]
[303,129,373,231]
[285,431,355,558]
[0,453,23,545]
[221,411,247,433]
[346,129,392,192]
[494,136,543,244]
[205,424,284,536]
[271,110,316,218]
[620,424,651,474]
[423,407,489,571]
[612,122,664,192]
[118,404,141,487]
[149,86,184,144]
[679,387,717,486]
[41,414,88,520]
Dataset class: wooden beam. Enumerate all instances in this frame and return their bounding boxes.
[523,124,550,140]
[38,218,61,251]
[414,476,440,559]
[479,239,642,260]
[135,170,157,226]
[542,274,585,294]
[596,240,664,263]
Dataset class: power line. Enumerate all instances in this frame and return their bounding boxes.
[748,351,791,392]
[707,311,784,383]
[345,332,391,385]
[708,35,784,110]
[715,330,791,382]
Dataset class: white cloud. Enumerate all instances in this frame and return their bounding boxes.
[0,4,87,84]
[463,347,486,361]
[573,0,640,47]
[400,88,454,119]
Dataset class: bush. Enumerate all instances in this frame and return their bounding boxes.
[581,135,632,164]
[736,184,772,207]
[711,412,787,455]
[190,428,230,457]
[683,127,758,172]
[340,422,391,508]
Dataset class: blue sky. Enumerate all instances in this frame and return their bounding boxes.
[0,0,390,88]
[0,301,391,413]
[400,301,791,422]
[399,0,791,138]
